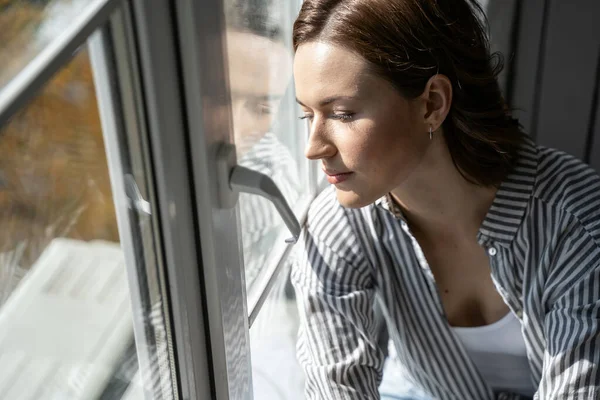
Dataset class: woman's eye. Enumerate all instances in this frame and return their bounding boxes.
[331,113,355,121]
[257,104,274,116]
[298,112,354,122]
[247,101,274,117]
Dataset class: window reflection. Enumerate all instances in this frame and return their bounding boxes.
[227,29,292,156]
[0,48,118,279]
[249,261,304,400]
[0,0,92,91]
[0,46,145,399]
[223,1,306,399]
[224,0,302,289]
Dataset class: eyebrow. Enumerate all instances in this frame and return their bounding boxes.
[295,96,358,108]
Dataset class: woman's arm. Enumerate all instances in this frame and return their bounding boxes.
[291,228,384,399]
[536,220,600,399]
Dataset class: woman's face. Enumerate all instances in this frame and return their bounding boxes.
[294,42,430,208]
[226,30,292,155]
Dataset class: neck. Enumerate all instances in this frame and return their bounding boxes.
[390,135,497,241]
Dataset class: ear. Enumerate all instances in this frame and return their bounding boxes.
[420,74,452,131]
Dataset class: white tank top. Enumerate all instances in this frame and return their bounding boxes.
[452,312,536,397]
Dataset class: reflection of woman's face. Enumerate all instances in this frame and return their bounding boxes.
[226,30,292,155]
[294,42,429,208]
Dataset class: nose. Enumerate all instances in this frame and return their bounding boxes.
[231,101,266,155]
[305,119,336,160]
[232,101,255,136]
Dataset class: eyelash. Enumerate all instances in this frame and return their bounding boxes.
[249,102,274,116]
[332,113,354,121]
[299,113,355,122]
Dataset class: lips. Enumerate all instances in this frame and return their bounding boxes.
[323,169,354,185]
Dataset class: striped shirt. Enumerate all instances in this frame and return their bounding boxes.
[238,132,300,289]
[291,138,600,400]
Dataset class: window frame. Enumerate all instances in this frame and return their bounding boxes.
[0,0,120,126]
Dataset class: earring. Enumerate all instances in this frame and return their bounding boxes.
[429,126,433,140]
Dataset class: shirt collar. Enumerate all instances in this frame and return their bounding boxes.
[375,137,538,247]
[477,137,538,247]
[375,193,406,220]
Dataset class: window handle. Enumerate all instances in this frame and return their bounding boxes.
[124,174,151,215]
[216,143,301,244]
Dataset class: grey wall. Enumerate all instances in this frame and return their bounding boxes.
[491,0,600,171]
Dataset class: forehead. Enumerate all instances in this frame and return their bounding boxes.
[226,30,292,93]
[294,42,374,99]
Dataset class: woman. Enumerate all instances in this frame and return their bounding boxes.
[290,0,600,399]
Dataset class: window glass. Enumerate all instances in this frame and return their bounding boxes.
[0,45,159,399]
[222,1,307,397]
[250,261,304,400]
[0,0,93,91]
[223,0,308,291]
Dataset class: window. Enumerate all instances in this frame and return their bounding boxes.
[484,0,600,171]
[221,1,311,398]
[1,0,320,399]
[0,1,179,399]
[224,0,309,293]
[0,46,139,400]
[0,0,93,90]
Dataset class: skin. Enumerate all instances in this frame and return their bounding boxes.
[294,42,509,327]
[226,30,292,156]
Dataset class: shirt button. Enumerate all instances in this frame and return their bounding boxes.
[488,247,497,256]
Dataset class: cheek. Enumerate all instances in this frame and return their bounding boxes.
[347,117,415,161]
[232,108,270,134]
[329,122,374,167]
[349,117,427,179]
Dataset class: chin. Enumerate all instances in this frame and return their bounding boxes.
[335,188,378,209]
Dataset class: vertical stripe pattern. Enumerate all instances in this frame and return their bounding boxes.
[291,138,600,399]
[238,132,301,288]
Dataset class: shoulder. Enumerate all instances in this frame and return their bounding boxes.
[306,186,345,232]
[516,146,600,305]
[305,186,373,262]
[531,146,600,244]
[240,133,297,175]
[292,186,377,289]
[239,132,300,203]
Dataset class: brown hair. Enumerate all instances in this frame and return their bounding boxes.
[293,0,525,186]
